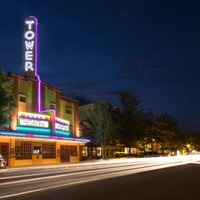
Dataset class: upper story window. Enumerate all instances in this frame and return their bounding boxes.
[50,103,56,110]
[19,95,27,103]
[65,107,72,114]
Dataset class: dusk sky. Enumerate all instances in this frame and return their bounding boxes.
[0,0,200,132]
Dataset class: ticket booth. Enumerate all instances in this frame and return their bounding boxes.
[32,145,42,165]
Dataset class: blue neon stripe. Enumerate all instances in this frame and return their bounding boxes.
[16,126,51,134]
[55,130,70,136]
[0,131,90,143]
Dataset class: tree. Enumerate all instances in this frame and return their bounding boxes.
[118,91,143,150]
[140,110,181,153]
[155,112,179,151]
[181,131,200,153]
[76,95,91,106]
[141,108,158,151]
[109,106,122,142]
[83,100,114,159]
[0,67,16,128]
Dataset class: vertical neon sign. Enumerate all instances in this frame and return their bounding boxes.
[24,16,41,112]
[24,16,37,75]
[23,17,64,136]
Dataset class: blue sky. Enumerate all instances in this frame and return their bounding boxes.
[1,0,200,132]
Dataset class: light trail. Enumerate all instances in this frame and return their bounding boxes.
[0,155,199,199]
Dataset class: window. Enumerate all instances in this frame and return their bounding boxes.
[69,146,77,156]
[42,142,56,158]
[66,107,72,114]
[19,95,27,103]
[50,103,56,110]
[33,146,41,155]
[15,140,32,159]
[82,146,88,157]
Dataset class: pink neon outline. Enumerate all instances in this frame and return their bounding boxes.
[24,17,75,137]
[36,74,41,112]
[40,109,56,134]
[29,16,41,112]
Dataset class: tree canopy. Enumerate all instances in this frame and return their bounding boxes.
[76,95,91,106]
[139,109,180,152]
[0,67,16,128]
[118,91,143,148]
[81,90,200,156]
[83,100,115,158]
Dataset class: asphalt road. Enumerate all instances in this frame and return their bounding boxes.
[1,156,200,200]
[15,164,200,200]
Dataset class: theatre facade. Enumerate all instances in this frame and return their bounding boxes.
[0,16,89,168]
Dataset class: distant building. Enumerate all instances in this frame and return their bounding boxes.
[78,104,125,159]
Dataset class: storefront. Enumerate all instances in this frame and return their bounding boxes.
[0,131,89,167]
[0,16,89,167]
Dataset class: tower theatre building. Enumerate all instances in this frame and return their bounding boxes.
[0,16,89,168]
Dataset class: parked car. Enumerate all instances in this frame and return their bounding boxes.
[137,151,160,158]
[113,152,131,158]
[0,154,6,169]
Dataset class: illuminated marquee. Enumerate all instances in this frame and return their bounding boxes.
[24,16,37,74]
[55,117,70,132]
[19,118,49,128]
[18,112,50,129]
[18,112,50,120]
[17,112,70,135]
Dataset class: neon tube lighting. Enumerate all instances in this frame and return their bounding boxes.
[28,16,41,112]
[22,17,84,140]
[0,131,90,143]
[16,126,51,134]
[29,16,38,76]
[55,130,70,136]
[36,74,41,112]
[24,17,67,135]
[0,132,25,137]
[18,111,50,120]
[40,109,56,114]
[40,109,56,134]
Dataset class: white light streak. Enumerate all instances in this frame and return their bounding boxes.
[0,155,200,199]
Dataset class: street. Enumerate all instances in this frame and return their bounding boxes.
[0,155,200,200]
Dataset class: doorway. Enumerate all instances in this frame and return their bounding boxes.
[0,143,9,166]
[60,145,70,162]
[32,144,42,165]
